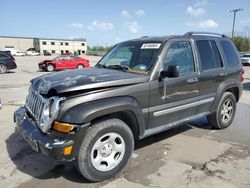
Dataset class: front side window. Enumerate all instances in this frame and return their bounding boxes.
[163,41,195,76]
[97,42,161,74]
[196,40,223,71]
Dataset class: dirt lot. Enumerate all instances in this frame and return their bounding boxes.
[0,56,250,188]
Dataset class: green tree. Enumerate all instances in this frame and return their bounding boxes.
[232,36,250,52]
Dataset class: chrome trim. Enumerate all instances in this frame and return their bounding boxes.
[25,88,65,133]
[153,97,214,117]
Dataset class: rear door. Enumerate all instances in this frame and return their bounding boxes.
[149,39,199,128]
[195,40,225,113]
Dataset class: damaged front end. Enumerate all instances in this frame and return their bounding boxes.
[13,86,88,161]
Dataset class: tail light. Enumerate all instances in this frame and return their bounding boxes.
[240,68,244,83]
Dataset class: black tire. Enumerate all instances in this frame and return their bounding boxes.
[0,64,8,74]
[46,64,55,72]
[76,118,134,182]
[77,64,84,69]
[208,92,237,129]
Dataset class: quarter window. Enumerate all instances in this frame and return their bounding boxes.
[196,40,223,71]
[163,41,195,76]
[220,41,239,66]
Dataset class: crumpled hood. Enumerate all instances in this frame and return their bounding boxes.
[31,67,148,95]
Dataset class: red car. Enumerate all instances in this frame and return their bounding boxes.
[38,55,90,72]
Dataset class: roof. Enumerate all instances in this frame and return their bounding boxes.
[0,35,86,42]
[127,35,179,43]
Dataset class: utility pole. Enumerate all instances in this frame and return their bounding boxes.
[228,8,243,39]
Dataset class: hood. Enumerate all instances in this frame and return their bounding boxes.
[31,67,148,95]
[39,60,53,64]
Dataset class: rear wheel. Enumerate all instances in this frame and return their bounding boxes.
[76,119,134,182]
[47,64,55,72]
[0,64,8,73]
[77,64,84,69]
[208,92,236,129]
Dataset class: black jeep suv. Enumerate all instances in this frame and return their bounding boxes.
[14,32,244,182]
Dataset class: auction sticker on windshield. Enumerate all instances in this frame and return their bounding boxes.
[141,43,161,49]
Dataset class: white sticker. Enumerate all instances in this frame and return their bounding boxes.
[141,43,161,49]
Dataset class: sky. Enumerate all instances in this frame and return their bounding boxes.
[1,0,250,46]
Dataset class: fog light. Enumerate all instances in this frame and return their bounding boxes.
[53,121,74,133]
[64,146,73,155]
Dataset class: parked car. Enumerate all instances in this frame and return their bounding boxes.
[241,54,250,66]
[43,50,51,56]
[0,51,17,73]
[38,55,90,71]
[5,47,24,56]
[14,32,243,182]
[15,50,26,56]
[26,50,40,56]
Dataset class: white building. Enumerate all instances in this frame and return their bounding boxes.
[0,36,87,55]
[34,38,87,55]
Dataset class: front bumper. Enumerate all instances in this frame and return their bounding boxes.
[14,107,77,161]
[38,64,46,70]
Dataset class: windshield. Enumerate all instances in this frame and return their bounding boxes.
[53,56,59,60]
[96,42,161,74]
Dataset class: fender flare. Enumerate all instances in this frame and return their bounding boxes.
[211,78,241,112]
[57,96,146,137]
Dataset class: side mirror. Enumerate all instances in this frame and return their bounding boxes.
[159,65,180,80]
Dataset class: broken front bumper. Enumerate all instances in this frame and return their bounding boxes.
[14,106,75,161]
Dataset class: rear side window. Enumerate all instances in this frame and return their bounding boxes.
[196,40,223,71]
[220,41,239,66]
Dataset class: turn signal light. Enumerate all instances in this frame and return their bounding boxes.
[53,121,74,133]
[64,146,73,155]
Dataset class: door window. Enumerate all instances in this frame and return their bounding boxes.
[196,40,223,71]
[163,41,195,76]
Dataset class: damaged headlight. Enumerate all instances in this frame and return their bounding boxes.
[40,97,65,133]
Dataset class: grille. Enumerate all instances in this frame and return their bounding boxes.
[25,89,46,123]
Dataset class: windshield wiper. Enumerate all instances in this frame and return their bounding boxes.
[107,64,129,72]
[96,64,107,68]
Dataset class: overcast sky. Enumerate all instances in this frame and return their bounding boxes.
[1,0,250,46]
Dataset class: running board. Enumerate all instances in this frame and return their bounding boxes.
[140,112,211,139]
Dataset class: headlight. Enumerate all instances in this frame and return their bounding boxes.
[40,97,65,133]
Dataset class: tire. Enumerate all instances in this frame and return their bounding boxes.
[76,118,134,182]
[0,64,8,74]
[47,64,55,72]
[77,64,84,69]
[208,92,237,129]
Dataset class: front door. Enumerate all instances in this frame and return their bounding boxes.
[149,39,199,128]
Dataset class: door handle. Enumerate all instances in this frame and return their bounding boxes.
[219,72,228,77]
[187,77,198,84]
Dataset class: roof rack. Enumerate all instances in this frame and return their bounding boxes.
[184,31,227,38]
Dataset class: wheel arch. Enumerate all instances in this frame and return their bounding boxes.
[211,79,242,112]
[57,97,146,139]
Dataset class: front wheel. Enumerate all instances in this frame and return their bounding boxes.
[46,64,55,72]
[208,92,236,129]
[76,119,134,182]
